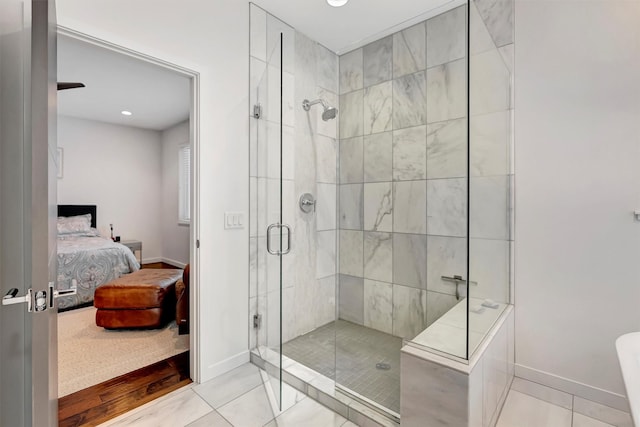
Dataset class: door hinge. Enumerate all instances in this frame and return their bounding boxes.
[253,313,262,329]
[253,104,262,119]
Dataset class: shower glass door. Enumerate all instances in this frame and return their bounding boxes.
[256,32,285,409]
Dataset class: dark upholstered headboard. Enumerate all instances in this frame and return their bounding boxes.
[58,205,97,228]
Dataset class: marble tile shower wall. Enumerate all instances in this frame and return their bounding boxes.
[337,2,514,342]
[249,5,340,349]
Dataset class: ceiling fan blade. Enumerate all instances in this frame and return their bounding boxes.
[57,82,86,91]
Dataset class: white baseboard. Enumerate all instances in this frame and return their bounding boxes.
[161,257,187,268]
[199,350,250,384]
[515,364,629,412]
[140,257,187,268]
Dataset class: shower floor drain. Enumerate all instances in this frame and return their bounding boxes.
[376,362,391,370]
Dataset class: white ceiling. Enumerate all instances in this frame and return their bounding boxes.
[57,35,190,131]
[252,0,461,54]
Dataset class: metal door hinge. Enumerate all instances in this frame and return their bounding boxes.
[253,314,262,329]
[253,104,262,119]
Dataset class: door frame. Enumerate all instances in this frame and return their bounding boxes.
[56,26,203,382]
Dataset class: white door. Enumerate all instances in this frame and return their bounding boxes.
[0,0,58,425]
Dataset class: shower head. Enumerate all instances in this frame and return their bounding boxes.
[302,98,338,121]
[322,106,338,121]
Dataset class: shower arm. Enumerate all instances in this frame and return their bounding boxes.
[302,98,328,111]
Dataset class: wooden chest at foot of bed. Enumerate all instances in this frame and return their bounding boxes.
[94,269,183,329]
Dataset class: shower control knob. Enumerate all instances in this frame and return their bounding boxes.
[299,193,316,214]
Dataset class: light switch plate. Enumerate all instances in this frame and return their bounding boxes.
[225,212,245,229]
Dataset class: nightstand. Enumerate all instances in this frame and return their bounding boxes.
[120,239,142,264]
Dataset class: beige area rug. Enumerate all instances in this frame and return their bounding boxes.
[58,306,189,397]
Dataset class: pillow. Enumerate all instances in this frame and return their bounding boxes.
[57,214,92,235]
[57,227,101,240]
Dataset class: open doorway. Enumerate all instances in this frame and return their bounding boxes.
[55,31,198,425]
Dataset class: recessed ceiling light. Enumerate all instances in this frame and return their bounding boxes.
[121,110,132,116]
[327,0,348,7]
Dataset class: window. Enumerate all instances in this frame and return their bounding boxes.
[178,144,190,224]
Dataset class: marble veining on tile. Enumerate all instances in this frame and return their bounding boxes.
[426,119,466,179]
[426,59,466,123]
[393,180,427,234]
[425,235,466,297]
[364,231,393,283]
[339,230,363,277]
[400,351,468,426]
[105,388,213,427]
[265,395,347,427]
[339,136,363,184]
[363,36,393,87]
[393,233,427,289]
[426,291,458,326]
[316,230,336,279]
[364,182,393,232]
[339,184,363,230]
[339,274,364,324]
[426,5,466,68]
[363,132,393,182]
[392,284,426,339]
[339,90,364,139]
[317,43,339,93]
[316,135,337,183]
[186,410,231,427]
[393,125,427,181]
[339,48,363,94]
[364,279,393,334]
[475,0,514,48]
[469,1,496,55]
[364,81,393,135]
[392,71,427,129]
[193,363,263,409]
[216,382,272,426]
[316,183,337,231]
[393,22,426,78]
[426,178,467,237]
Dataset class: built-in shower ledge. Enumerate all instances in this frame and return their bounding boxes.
[401,305,515,427]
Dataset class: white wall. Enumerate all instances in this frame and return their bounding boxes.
[161,120,190,267]
[56,0,250,381]
[515,0,640,409]
[57,115,163,261]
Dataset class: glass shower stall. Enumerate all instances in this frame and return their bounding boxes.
[249,0,514,421]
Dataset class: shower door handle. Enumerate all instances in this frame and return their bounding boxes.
[266,223,291,255]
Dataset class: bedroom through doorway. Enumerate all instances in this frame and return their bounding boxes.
[55,31,197,425]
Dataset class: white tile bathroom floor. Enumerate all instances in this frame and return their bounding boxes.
[96,362,632,427]
[96,363,355,427]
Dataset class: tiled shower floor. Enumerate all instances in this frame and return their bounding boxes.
[282,320,402,414]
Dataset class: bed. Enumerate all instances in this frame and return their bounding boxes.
[56,205,140,310]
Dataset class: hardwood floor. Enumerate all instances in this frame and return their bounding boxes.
[58,351,191,427]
